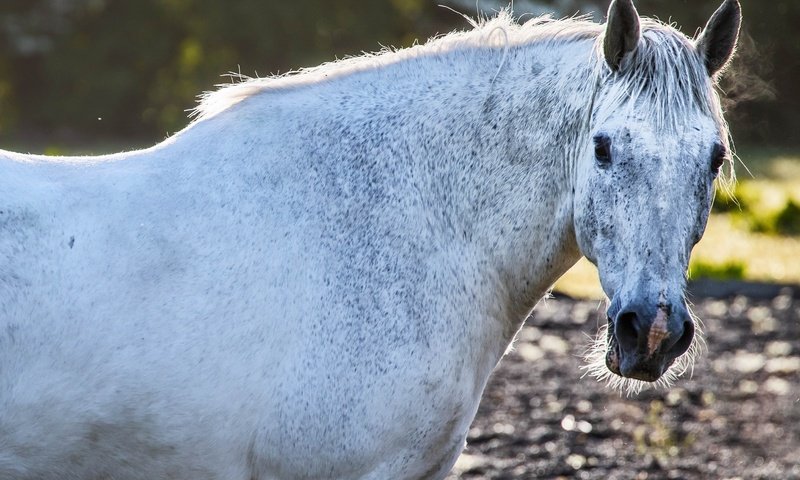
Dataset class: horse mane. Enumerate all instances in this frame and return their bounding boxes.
[594,19,734,184]
[190,10,731,178]
[189,12,603,121]
[592,19,723,132]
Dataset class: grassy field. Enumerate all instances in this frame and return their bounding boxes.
[555,147,800,298]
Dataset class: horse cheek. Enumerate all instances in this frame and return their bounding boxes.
[692,179,715,247]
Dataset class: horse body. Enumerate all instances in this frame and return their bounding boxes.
[0,35,585,479]
[0,1,740,478]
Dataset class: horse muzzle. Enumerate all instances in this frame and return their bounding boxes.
[604,299,695,382]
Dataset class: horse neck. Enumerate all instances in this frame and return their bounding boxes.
[176,37,593,337]
[405,40,593,335]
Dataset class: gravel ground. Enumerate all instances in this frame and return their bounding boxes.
[446,288,800,480]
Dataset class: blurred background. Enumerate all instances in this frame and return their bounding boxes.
[0,0,798,292]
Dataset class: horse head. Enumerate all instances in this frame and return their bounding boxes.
[575,0,741,387]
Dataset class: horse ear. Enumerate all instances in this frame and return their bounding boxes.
[695,0,742,76]
[603,0,641,71]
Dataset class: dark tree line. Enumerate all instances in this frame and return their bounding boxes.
[0,0,794,147]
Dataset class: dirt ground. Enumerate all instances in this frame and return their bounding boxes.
[446,287,800,480]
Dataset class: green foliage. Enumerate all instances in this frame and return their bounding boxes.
[712,180,800,237]
[774,200,800,235]
[742,197,800,237]
[747,198,800,236]
[689,259,746,281]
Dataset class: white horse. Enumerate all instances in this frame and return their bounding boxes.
[0,1,740,478]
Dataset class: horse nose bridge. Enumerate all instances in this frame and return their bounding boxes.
[615,227,686,288]
[621,180,693,256]
[654,199,697,267]
[633,225,689,271]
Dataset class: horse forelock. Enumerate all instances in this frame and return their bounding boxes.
[592,19,728,136]
[589,18,735,184]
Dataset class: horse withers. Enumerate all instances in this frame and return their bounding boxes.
[0,1,740,479]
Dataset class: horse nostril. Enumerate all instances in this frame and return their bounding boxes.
[615,311,640,352]
[666,320,695,358]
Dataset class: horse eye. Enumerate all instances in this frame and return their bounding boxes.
[593,134,612,166]
[711,144,727,175]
